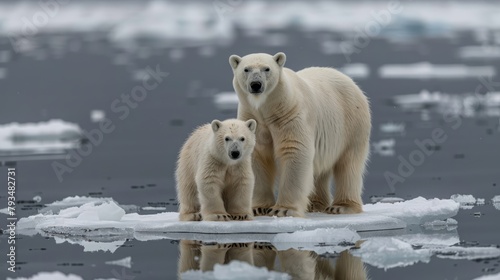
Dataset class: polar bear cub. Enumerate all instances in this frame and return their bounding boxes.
[229,52,371,217]
[176,119,257,221]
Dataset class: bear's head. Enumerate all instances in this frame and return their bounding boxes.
[210,119,257,164]
[229,52,286,108]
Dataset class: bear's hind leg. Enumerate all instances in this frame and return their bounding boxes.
[326,146,367,214]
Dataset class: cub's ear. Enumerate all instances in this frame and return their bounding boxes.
[273,52,286,67]
[211,120,222,132]
[245,119,257,133]
[229,55,242,69]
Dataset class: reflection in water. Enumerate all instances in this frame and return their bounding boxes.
[178,241,367,280]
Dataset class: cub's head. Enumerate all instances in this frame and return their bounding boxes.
[229,52,286,108]
[210,119,257,164]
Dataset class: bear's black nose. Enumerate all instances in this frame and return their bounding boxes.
[250,82,262,93]
[230,151,241,159]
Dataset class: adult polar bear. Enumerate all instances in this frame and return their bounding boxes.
[229,52,371,217]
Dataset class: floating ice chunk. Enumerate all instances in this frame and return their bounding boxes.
[474,272,500,280]
[432,246,500,260]
[351,237,431,269]
[90,110,106,123]
[423,218,458,231]
[7,271,83,280]
[370,196,405,204]
[458,46,500,60]
[339,64,370,79]
[363,197,459,225]
[379,62,496,79]
[372,138,395,156]
[493,195,500,203]
[53,236,126,253]
[142,206,167,211]
[271,228,360,252]
[476,198,485,205]
[33,195,42,203]
[450,194,476,208]
[105,256,132,269]
[380,123,405,134]
[0,119,82,153]
[213,92,239,111]
[181,261,290,280]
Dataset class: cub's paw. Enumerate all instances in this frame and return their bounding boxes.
[252,207,271,216]
[202,213,232,221]
[266,206,303,217]
[324,204,362,214]
[230,213,253,221]
[179,212,202,221]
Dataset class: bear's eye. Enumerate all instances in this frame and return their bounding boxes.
[224,137,230,142]
[244,68,249,73]
[240,137,245,142]
[265,67,270,72]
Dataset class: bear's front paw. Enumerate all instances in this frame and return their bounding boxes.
[230,213,253,221]
[324,204,362,214]
[252,207,272,216]
[179,212,202,221]
[202,213,232,221]
[267,206,303,217]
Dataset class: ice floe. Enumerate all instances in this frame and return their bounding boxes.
[270,228,360,252]
[379,123,405,135]
[493,196,500,210]
[392,90,500,118]
[370,196,405,204]
[432,246,500,260]
[351,238,432,269]
[7,271,83,280]
[339,64,370,79]
[423,218,458,231]
[17,196,458,242]
[213,92,239,112]
[450,194,477,209]
[105,256,132,269]
[90,110,106,123]
[181,260,290,280]
[0,119,82,155]
[371,138,395,157]
[458,46,500,60]
[474,272,500,280]
[379,62,496,79]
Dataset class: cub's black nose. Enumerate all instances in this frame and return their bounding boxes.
[230,151,241,159]
[250,82,262,92]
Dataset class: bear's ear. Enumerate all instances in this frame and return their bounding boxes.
[245,119,257,133]
[229,55,242,69]
[273,52,286,67]
[211,120,222,132]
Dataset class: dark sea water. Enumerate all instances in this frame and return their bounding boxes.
[0,4,499,279]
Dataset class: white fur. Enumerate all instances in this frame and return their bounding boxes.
[230,52,371,217]
[175,119,257,221]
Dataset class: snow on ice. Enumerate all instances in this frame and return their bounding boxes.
[474,272,500,280]
[181,261,290,280]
